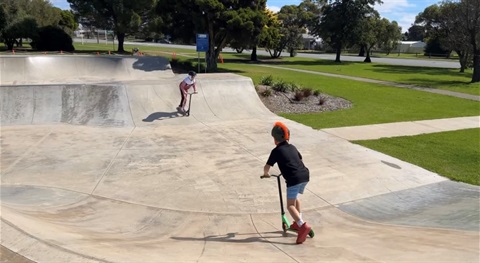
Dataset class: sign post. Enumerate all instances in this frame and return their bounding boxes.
[196,34,209,73]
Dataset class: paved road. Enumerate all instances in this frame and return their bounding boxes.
[74,38,461,69]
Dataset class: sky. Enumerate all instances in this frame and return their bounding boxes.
[51,0,441,33]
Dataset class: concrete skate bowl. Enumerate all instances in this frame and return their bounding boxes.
[0,55,173,85]
[1,56,479,262]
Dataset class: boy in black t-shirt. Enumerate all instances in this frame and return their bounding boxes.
[263,121,311,244]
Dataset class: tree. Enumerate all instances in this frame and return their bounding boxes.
[356,13,381,62]
[2,17,38,50]
[224,0,267,61]
[415,0,480,80]
[26,0,61,27]
[258,1,323,59]
[259,9,283,58]
[58,9,78,35]
[68,0,155,52]
[457,0,480,82]
[300,0,326,33]
[31,25,75,51]
[405,25,425,41]
[438,2,470,72]
[157,0,267,71]
[1,0,77,49]
[379,20,401,55]
[415,4,450,57]
[278,5,306,57]
[312,0,383,63]
[0,5,7,34]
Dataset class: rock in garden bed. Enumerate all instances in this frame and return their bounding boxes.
[256,85,352,114]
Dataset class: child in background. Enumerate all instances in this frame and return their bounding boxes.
[263,121,312,244]
[177,71,197,113]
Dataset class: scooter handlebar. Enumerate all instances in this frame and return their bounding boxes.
[260,174,281,179]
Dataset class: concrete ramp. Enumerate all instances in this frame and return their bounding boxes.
[130,74,273,126]
[1,56,478,263]
[1,84,133,126]
[1,74,271,126]
[0,55,173,85]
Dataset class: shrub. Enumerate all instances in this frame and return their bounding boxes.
[170,59,197,73]
[290,83,301,92]
[260,75,274,86]
[302,87,313,97]
[30,26,74,52]
[272,80,290,92]
[313,90,321,96]
[294,90,305,101]
[261,88,272,97]
[318,96,327,105]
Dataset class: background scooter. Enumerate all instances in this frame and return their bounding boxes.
[178,93,195,116]
[261,174,314,238]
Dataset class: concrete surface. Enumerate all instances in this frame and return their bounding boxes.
[323,116,480,140]
[1,55,479,263]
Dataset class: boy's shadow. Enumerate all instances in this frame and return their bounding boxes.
[171,231,297,245]
[142,111,183,122]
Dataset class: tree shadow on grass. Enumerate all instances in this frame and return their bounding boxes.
[404,78,474,89]
[264,59,358,67]
[370,64,466,77]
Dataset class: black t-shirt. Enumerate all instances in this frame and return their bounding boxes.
[266,141,309,187]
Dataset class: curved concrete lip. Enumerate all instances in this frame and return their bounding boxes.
[1,56,478,263]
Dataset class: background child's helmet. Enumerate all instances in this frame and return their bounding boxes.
[188,71,197,77]
[271,122,290,142]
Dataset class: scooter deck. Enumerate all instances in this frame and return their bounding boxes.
[282,216,315,238]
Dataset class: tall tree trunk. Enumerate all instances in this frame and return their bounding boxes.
[472,53,480,83]
[206,49,218,72]
[206,21,218,72]
[456,49,467,73]
[335,43,342,62]
[117,32,125,53]
[4,37,15,50]
[364,46,372,63]
[358,45,365,56]
[251,46,257,61]
[289,48,296,57]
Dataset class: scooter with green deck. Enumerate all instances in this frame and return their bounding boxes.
[261,174,314,237]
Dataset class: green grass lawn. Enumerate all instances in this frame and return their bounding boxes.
[216,62,480,129]
[254,57,480,96]
[353,128,480,185]
[140,47,479,96]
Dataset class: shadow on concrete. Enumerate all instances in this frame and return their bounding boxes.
[132,57,171,72]
[142,111,182,122]
[171,231,298,245]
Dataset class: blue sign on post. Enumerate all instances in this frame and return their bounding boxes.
[196,34,209,73]
[196,34,209,52]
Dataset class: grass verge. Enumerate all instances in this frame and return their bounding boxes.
[260,57,480,96]
[352,128,480,185]
[219,62,480,129]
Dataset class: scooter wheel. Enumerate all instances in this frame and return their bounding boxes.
[308,229,315,238]
[282,222,288,233]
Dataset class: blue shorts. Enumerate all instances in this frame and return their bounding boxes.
[286,182,308,200]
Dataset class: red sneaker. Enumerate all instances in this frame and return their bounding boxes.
[296,222,311,244]
[289,221,300,231]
